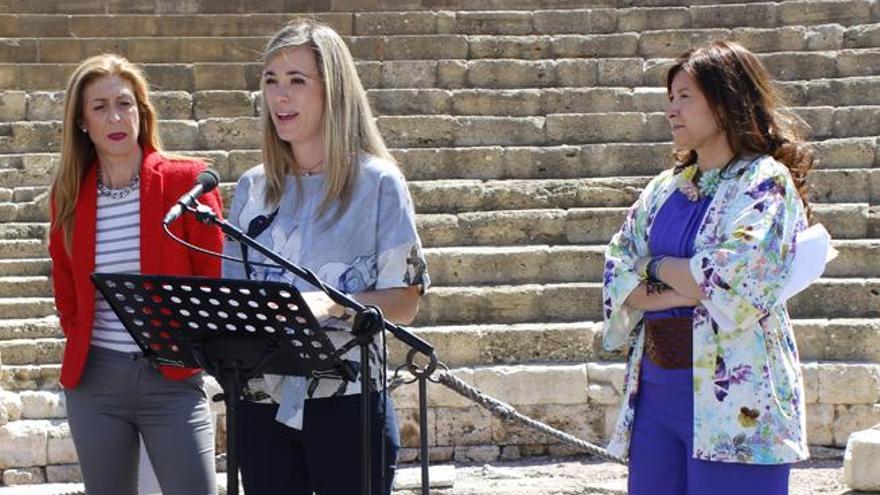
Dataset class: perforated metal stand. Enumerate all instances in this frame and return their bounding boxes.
[92,273,354,495]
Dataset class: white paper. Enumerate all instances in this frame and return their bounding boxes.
[702,224,837,332]
[779,223,837,301]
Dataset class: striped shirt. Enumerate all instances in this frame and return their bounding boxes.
[91,190,142,353]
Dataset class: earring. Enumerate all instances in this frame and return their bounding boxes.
[80,127,87,133]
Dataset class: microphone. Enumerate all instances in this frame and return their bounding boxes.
[163,169,220,225]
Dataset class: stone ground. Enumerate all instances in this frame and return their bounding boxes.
[394,452,859,495]
[0,447,874,495]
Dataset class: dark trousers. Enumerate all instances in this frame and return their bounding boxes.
[237,392,400,495]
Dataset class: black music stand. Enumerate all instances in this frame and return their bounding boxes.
[91,272,354,495]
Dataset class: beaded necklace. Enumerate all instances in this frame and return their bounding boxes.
[97,171,140,200]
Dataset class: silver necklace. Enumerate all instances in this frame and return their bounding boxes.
[97,171,140,200]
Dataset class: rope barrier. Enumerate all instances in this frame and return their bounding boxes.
[390,362,627,466]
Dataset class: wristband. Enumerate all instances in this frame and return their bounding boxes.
[646,255,667,282]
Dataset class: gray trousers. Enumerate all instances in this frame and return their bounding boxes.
[65,346,217,495]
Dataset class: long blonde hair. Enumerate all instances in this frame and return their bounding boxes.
[51,53,163,254]
[260,19,395,220]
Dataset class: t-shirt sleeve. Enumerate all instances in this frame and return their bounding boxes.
[221,173,251,280]
[374,169,430,293]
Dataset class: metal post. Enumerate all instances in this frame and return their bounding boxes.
[418,374,430,495]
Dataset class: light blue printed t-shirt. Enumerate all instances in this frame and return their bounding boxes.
[221,154,429,429]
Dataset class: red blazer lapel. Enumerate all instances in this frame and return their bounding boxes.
[73,165,97,334]
[139,149,164,275]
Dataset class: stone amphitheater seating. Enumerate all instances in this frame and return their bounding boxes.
[0,0,878,488]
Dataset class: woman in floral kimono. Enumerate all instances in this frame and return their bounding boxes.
[602,41,815,494]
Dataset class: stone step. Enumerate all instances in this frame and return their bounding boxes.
[0,316,59,341]
[0,0,622,15]
[0,227,876,280]
[3,24,879,64]
[409,144,866,181]
[0,297,56,319]
[415,278,880,325]
[0,364,60,391]
[1,137,877,189]
[0,187,41,205]
[3,0,877,15]
[0,237,874,300]
[371,77,880,115]
[0,89,261,122]
[0,239,46,259]
[0,201,871,242]
[3,49,879,90]
[0,200,46,223]
[0,278,874,340]
[0,338,64,367]
[6,76,880,122]
[387,139,878,180]
[535,107,880,148]
[0,3,876,37]
[393,319,880,367]
[1,317,877,368]
[21,141,880,184]
[422,240,880,285]
[0,222,46,240]
[2,106,878,153]
[406,170,880,210]
[0,258,49,277]
[459,26,880,60]
[0,177,644,210]
[417,204,873,247]
[3,167,878,216]
[0,12,355,38]
[0,276,50,297]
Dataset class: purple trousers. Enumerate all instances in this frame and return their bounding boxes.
[628,357,791,495]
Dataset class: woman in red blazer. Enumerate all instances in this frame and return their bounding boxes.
[48,54,222,495]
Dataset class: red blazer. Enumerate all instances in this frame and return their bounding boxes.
[49,148,224,389]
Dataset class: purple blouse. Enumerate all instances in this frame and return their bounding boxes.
[643,189,713,321]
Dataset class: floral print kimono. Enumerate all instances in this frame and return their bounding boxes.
[603,154,810,464]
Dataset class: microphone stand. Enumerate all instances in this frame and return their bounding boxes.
[183,202,437,495]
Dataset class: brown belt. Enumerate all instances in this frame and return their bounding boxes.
[644,317,693,369]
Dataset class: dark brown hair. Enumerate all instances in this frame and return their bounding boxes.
[666,41,814,218]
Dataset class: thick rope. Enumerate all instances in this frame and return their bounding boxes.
[389,369,626,465]
[435,370,627,465]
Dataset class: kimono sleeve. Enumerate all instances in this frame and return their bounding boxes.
[375,170,430,294]
[602,176,660,351]
[688,159,806,331]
